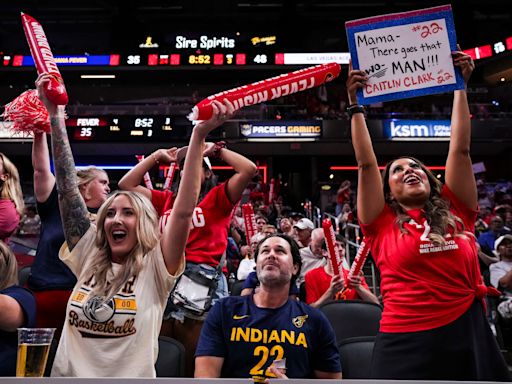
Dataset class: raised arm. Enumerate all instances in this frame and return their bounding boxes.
[445,50,477,209]
[36,73,90,250]
[32,132,55,203]
[118,147,177,200]
[207,145,257,204]
[161,100,233,274]
[346,66,385,224]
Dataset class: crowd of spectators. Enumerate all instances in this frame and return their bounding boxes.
[4,144,512,378]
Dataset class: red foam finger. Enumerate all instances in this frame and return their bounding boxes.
[189,62,341,121]
[21,13,68,105]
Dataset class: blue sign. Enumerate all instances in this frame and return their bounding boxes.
[346,5,465,105]
[384,119,451,139]
[240,121,322,138]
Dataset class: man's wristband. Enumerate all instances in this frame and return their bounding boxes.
[346,104,366,119]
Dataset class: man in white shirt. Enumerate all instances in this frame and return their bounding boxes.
[293,218,314,248]
[297,228,325,286]
[490,234,512,319]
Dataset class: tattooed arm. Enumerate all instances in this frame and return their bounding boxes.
[36,73,90,250]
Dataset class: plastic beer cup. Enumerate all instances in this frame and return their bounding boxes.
[16,328,56,377]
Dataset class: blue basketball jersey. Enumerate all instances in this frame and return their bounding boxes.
[196,295,341,381]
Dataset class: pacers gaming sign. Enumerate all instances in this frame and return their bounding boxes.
[240,121,322,138]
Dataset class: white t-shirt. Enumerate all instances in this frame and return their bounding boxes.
[51,226,183,377]
[237,257,256,281]
[490,260,512,297]
[297,246,326,285]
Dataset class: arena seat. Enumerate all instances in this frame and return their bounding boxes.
[230,280,246,296]
[319,300,382,342]
[338,336,375,379]
[18,265,31,287]
[155,336,186,377]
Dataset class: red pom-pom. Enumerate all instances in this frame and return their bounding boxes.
[2,90,51,134]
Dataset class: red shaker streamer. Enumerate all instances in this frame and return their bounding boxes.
[242,204,257,245]
[2,90,51,134]
[135,155,153,190]
[189,62,341,121]
[21,13,68,105]
[346,240,371,288]
[163,162,176,191]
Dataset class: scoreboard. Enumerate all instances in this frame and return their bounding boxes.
[1,30,510,68]
[66,115,189,142]
[0,114,230,142]
[1,52,274,67]
[0,52,351,67]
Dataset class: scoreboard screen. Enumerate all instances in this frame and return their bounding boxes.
[1,52,273,67]
[143,52,269,66]
[66,115,188,142]
[2,33,510,68]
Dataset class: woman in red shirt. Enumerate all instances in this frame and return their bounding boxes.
[347,49,510,380]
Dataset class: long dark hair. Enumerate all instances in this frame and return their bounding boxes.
[382,156,469,245]
[177,159,216,203]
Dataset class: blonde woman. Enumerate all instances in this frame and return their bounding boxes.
[0,153,24,241]
[29,128,110,335]
[35,72,233,377]
[0,240,36,376]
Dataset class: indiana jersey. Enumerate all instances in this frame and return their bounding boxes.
[151,183,234,267]
[196,295,341,381]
